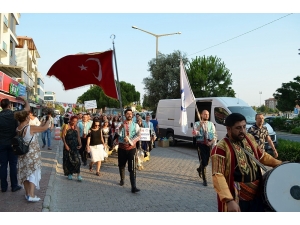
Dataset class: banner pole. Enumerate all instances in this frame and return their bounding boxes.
[110,34,124,119]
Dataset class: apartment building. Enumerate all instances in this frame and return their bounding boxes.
[16,36,44,115]
[265,98,278,110]
[0,13,26,109]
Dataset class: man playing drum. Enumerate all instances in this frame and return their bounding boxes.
[210,113,282,212]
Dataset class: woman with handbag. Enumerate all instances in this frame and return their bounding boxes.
[14,110,50,202]
[86,119,108,176]
[61,116,82,181]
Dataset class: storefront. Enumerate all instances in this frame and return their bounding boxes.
[0,71,26,111]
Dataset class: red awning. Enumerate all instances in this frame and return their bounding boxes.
[0,92,25,105]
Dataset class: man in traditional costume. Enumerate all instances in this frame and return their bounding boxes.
[211,113,282,212]
[193,110,217,186]
[116,108,141,193]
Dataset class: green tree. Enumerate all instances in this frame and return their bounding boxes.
[143,50,189,111]
[273,76,300,112]
[186,55,235,97]
[77,81,140,109]
[135,104,142,112]
[54,104,65,114]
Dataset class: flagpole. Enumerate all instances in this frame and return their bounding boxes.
[110,34,124,120]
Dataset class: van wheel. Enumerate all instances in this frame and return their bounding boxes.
[166,133,176,146]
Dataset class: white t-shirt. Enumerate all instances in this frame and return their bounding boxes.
[29,117,41,126]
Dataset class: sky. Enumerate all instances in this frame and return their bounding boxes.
[4,1,300,109]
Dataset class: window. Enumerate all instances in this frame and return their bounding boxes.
[9,13,16,34]
[3,15,8,27]
[214,107,230,125]
[227,106,257,124]
[2,41,7,52]
[10,40,13,57]
[44,96,53,101]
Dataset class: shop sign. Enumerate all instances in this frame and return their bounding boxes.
[0,72,3,90]
[18,83,26,96]
[9,83,19,96]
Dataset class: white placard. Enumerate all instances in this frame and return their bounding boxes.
[84,100,97,109]
[140,128,150,141]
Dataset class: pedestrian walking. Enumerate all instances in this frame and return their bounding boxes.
[14,110,51,202]
[61,116,83,181]
[86,119,108,176]
[77,114,92,166]
[150,114,159,148]
[116,108,141,193]
[0,97,29,193]
[192,110,217,186]
[40,112,54,150]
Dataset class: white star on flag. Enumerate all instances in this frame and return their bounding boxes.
[179,59,195,134]
[78,64,87,70]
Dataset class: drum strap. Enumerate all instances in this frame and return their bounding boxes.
[240,146,268,172]
[227,138,268,172]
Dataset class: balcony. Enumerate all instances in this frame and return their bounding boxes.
[0,41,8,57]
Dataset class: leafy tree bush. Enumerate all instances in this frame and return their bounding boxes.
[291,127,300,134]
[277,139,300,162]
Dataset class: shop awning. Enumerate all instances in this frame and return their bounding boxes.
[0,92,25,105]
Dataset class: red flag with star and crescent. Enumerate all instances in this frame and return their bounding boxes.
[47,50,118,100]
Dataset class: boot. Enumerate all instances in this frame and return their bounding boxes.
[196,164,202,178]
[119,167,125,186]
[202,166,207,186]
[130,171,140,193]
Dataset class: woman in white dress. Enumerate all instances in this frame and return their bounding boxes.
[86,119,107,176]
[14,110,50,202]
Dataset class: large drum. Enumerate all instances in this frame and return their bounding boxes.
[261,162,300,212]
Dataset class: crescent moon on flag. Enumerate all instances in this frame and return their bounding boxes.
[86,58,102,81]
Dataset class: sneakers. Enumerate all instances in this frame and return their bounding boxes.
[42,145,45,148]
[27,196,41,202]
[48,147,52,150]
[77,175,83,182]
[68,174,73,180]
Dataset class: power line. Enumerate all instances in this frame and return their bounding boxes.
[188,13,293,57]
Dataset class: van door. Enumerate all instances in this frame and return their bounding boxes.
[195,101,212,123]
[212,106,230,140]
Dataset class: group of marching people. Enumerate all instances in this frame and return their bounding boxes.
[60,110,158,188]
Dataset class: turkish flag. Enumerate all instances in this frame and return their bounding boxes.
[47,50,118,100]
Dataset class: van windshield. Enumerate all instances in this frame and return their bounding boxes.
[227,106,256,124]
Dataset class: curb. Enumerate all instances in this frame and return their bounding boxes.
[42,140,61,212]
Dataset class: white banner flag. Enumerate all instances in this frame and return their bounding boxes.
[179,59,195,134]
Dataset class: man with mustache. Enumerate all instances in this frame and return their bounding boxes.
[210,113,282,212]
[116,108,141,193]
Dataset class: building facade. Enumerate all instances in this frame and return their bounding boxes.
[265,98,278,110]
[15,36,44,115]
[0,13,26,110]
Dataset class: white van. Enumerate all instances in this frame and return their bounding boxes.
[156,97,277,149]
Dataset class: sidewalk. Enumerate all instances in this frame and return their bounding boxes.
[0,132,60,212]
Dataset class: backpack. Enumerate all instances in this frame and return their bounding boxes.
[11,125,34,156]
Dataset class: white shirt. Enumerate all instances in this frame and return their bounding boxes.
[29,117,41,126]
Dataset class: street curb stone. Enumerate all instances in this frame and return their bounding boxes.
[42,140,61,212]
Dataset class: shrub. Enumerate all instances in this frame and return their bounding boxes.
[291,127,300,134]
[277,138,300,162]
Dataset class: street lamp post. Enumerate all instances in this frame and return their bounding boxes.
[132,26,181,59]
[259,91,262,107]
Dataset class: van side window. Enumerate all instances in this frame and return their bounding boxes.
[214,107,229,125]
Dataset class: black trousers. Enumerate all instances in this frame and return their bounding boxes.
[197,143,211,167]
[118,148,137,172]
[79,137,88,163]
[239,196,265,212]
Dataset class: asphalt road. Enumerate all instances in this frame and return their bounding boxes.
[276,131,300,142]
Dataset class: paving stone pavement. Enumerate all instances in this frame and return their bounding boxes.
[49,142,218,212]
[0,132,60,212]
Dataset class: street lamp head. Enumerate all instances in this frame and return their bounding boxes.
[132,26,138,29]
[178,32,181,34]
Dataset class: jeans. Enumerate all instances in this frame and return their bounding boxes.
[42,128,51,147]
[0,144,19,190]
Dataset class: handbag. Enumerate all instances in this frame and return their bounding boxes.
[11,125,34,156]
